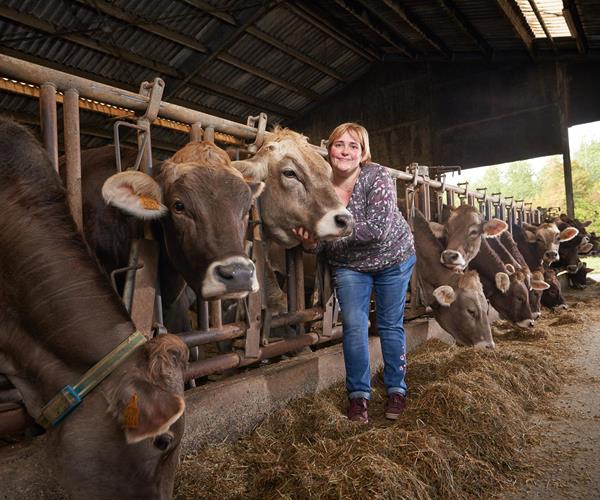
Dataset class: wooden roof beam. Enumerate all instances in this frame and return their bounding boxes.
[495,0,536,60]
[563,0,587,54]
[0,5,296,118]
[77,0,316,103]
[177,0,351,84]
[75,0,208,53]
[246,26,349,81]
[333,0,417,59]
[284,2,379,61]
[180,0,237,26]
[527,0,557,52]
[439,0,493,59]
[378,0,452,59]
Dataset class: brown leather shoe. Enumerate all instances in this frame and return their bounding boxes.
[385,393,407,420]
[347,397,369,423]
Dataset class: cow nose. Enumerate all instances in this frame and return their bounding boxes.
[216,262,254,283]
[441,250,460,263]
[567,265,578,273]
[334,213,352,229]
[545,250,558,261]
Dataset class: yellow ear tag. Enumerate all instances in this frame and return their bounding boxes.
[123,393,140,429]
[139,196,161,211]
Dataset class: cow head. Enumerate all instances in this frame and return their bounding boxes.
[431,271,495,348]
[231,128,353,248]
[541,268,567,309]
[412,209,494,348]
[102,141,264,300]
[528,269,551,318]
[522,222,578,265]
[483,265,536,328]
[54,334,188,499]
[432,205,507,272]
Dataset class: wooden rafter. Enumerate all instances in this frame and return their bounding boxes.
[527,0,556,51]
[75,0,208,53]
[0,5,295,118]
[495,0,536,60]
[563,0,587,54]
[179,0,351,83]
[439,0,493,59]
[377,0,452,59]
[246,26,348,81]
[77,0,316,102]
[284,2,379,61]
[332,0,417,59]
[163,2,275,100]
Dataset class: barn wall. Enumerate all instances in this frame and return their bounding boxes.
[293,61,600,170]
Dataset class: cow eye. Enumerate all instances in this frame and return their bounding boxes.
[173,201,185,213]
[153,432,174,451]
[282,169,298,179]
[469,229,479,237]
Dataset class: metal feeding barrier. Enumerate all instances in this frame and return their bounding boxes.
[0,54,547,433]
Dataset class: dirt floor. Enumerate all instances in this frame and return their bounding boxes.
[502,280,600,500]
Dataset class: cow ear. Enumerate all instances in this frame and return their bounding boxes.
[247,181,265,201]
[433,285,455,307]
[482,218,508,238]
[118,382,185,444]
[495,272,510,293]
[102,171,167,219]
[524,230,537,243]
[582,220,592,227]
[531,279,550,290]
[232,153,269,182]
[560,226,579,242]
[586,267,594,274]
[428,221,446,239]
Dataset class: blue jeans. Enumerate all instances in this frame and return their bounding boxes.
[334,254,416,400]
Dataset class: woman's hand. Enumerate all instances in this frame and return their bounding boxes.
[292,226,318,250]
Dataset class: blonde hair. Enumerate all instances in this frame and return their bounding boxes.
[327,122,371,164]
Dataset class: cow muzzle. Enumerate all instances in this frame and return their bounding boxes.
[315,208,354,240]
[543,250,559,262]
[202,256,259,299]
[440,250,466,271]
[516,318,535,328]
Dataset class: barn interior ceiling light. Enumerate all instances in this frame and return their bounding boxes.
[515,0,572,38]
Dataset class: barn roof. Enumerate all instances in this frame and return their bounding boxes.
[0,0,598,154]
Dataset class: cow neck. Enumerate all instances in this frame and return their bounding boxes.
[412,211,455,287]
[470,239,506,281]
[8,216,134,400]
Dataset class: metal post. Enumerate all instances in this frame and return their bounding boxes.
[190,122,203,142]
[39,82,59,173]
[63,88,83,233]
[204,126,215,143]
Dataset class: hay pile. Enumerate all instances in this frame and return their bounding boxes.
[176,317,581,499]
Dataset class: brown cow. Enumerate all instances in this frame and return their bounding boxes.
[413,210,495,348]
[0,120,188,498]
[470,238,536,328]
[72,142,263,332]
[231,127,353,247]
[429,205,507,272]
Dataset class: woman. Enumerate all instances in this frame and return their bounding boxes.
[294,122,415,423]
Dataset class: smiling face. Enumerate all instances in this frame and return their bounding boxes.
[328,130,363,178]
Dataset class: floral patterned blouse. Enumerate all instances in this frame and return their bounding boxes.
[319,162,415,272]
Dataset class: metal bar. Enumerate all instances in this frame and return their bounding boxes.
[0,54,259,139]
[178,322,246,346]
[129,239,159,337]
[185,352,240,380]
[39,82,59,172]
[0,77,242,145]
[204,126,215,143]
[190,122,203,142]
[63,88,83,233]
[294,247,305,336]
